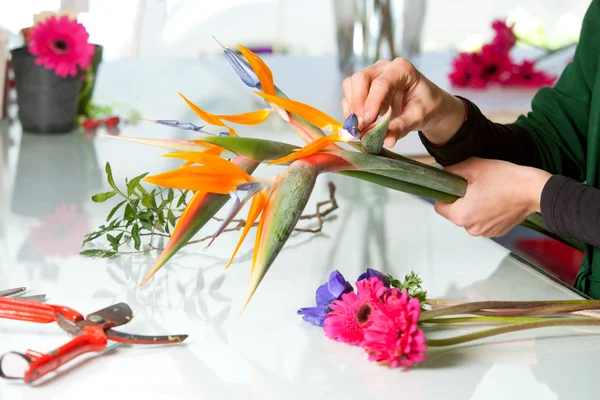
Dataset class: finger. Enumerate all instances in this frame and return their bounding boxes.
[364,58,416,128]
[349,61,389,125]
[341,98,350,119]
[433,200,452,220]
[385,95,408,146]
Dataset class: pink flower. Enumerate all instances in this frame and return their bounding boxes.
[28,15,95,78]
[449,44,513,89]
[503,60,557,87]
[323,277,387,345]
[491,20,516,53]
[448,52,487,89]
[361,289,427,368]
[479,44,512,84]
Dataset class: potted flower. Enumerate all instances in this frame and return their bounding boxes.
[11,15,96,133]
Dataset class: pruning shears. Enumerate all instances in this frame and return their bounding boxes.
[0,287,188,384]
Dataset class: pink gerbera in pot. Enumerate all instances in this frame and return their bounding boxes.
[28,15,94,78]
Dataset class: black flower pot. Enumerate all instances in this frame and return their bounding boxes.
[11,46,81,134]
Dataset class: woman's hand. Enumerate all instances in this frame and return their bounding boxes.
[434,158,552,237]
[341,58,465,147]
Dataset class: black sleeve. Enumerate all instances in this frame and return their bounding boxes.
[541,175,600,247]
[418,96,542,168]
[418,96,600,248]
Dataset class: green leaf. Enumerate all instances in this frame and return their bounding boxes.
[106,200,126,221]
[127,172,149,196]
[92,191,117,203]
[107,234,120,251]
[177,193,186,207]
[168,209,176,227]
[131,224,141,250]
[140,220,153,231]
[167,189,174,203]
[136,182,149,196]
[105,162,118,191]
[79,249,117,258]
[124,203,135,221]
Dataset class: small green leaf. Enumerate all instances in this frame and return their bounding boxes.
[137,182,149,196]
[167,189,174,203]
[80,249,117,258]
[177,194,186,207]
[168,209,176,227]
[105,162,118,191]
[107,234,119,251]
[140,220,153,231]
[92,191,117,203]
[124,203,135,221]
[106,200,126,221]
[132,224,141,250]
[127,172,149,196]
[142,194,154,209]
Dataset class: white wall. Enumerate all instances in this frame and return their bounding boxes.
[0,0,592,60]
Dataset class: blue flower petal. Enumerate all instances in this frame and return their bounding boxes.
[327,270,353,298]
[343,113,360,137]
[316,282,335,306]
[223,48,261,89]
[357,268,391,287]
[297,306,328,326]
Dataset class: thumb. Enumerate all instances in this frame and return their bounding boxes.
[433,200,453,220]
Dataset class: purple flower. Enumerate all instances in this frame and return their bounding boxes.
[357,268,390,287]
[298,270,353,326]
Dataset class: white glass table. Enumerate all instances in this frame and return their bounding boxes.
[0,54,595,400]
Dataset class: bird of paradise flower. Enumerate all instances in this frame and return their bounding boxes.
[101,39,569,312]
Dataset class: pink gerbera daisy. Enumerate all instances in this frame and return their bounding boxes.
[28,15,95,78]
[323,277,387,345]
[361,289,427,368]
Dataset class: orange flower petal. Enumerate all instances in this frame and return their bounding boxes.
[144,167,246,194]
[225,190,269,269]
[178,92,237,136]
[253,92,343,133]
[161,152,253,181]
[267,134,342,165]
[237,45,276,96]
[216,108,272,125]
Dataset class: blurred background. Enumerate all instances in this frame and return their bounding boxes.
[0,0,588,62]
[0,0,591,289]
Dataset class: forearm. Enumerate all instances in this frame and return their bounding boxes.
[419,97,542,168]
[541,176,600,248]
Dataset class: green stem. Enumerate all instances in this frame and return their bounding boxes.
[419,300,600,321]
[427,318,600,347]
[422,316,546,324]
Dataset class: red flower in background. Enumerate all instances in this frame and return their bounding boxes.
[449,19,556,89]
[503,60,557,87]
[29,203,91,258]
[491,19,517,53]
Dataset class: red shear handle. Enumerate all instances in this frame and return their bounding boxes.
[24,326,107,384]
[0,297,83,324]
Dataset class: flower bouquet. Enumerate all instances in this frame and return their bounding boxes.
[11,14,97,133]
[298,268,600,369]
[92,38,583,313]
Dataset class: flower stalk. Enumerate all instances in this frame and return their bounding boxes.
[426,318,600,347]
